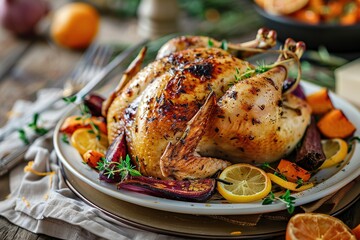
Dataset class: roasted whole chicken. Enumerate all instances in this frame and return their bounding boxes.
[103,29,312,180]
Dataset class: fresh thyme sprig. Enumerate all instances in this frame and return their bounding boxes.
[96,154,141,181]
[262,190,296,214]
[229,59,293,87]
[63,96,101,140]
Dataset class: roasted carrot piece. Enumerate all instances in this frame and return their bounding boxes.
[83,150,105,169]
[277,159,311,182]
[306,88,334,115]
[317,109,356,138]
[60,115,107,134]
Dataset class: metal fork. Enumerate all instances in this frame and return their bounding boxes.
[0,39,149,176]
[0,43,114,141]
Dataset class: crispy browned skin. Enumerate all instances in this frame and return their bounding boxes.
[106,37,311,180]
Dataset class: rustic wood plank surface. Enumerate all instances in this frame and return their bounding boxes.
[0,1,359,239]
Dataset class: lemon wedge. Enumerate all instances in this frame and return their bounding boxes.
[71,128,108,155]
[217,164,272,203]
[267,173,314,192]
[319,138,348,169]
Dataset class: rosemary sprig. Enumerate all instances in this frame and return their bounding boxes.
[96,154,141,181]
[262,190,296,214]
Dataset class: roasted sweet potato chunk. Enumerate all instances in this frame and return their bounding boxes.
[317,109,356,138]
[306,88,334,115]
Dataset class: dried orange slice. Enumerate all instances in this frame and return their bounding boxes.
[217,164,271,203]
[286,213,356,240]
[71,128,108,155]
[319,138,348,169]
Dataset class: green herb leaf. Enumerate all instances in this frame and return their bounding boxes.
[262,190,296,214]
[63,96,77,104]
[61,134,69,144]
[274,171,287,181]
[349,136,360,143]
[262,197,274,205]
[261,162,270,169]
[220,40,228,50]
[96,157,107,171]
[27,113,48,136]
[208,38,214,47]
[18,128,29,145]
[97,154,142,181]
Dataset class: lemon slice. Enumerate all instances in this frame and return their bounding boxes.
[71,128,108,155]
[319,138,348,169]
[267,173,314,192]
[217,164,272,203]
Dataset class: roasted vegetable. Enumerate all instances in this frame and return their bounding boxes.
[83,150,104,169]
[99,131,127,183]
[277,159,311,182]
[306,88,334,115]
[84,93,105,117]
[118,176,216,202]
[295,116,326,171]
[60,115,107,134]
[317,109,356,139]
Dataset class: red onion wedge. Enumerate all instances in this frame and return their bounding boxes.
[99,131,127,183]
[118,176,216,202]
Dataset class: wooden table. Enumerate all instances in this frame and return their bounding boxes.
[0,3,359,240]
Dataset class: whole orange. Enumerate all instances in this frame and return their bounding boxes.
[50,2,100,49]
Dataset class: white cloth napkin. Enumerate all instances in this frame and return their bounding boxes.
[0,89,182,240]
